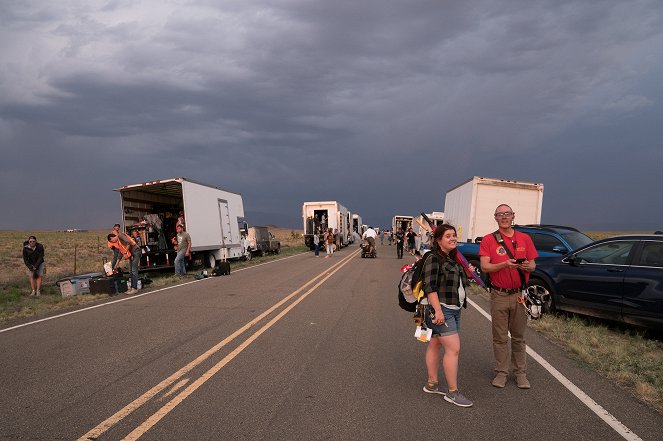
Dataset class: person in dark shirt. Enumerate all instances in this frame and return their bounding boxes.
[22,236,45,297]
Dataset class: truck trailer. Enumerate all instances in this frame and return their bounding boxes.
[115,177,247,270]
[302,201,350,250]
[443,176,544,243]
[392,215,413,234]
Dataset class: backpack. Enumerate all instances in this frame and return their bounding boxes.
[398,252,435,312]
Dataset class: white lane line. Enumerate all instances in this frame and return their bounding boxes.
[466,297,643,441]
[0,252,308,334]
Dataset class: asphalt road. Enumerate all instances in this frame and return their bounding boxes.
[1,243,661,441]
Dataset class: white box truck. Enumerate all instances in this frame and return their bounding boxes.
[392,215,413,234]
[302,201,350,250]
[443,176,544,243]
[115,177,248,269]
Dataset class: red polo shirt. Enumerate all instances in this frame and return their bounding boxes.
[479,231,538,289]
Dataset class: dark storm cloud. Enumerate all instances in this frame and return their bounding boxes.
[1,0,662,230]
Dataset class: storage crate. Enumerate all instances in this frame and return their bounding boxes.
[56,273,104,297]
[89,276,128,295]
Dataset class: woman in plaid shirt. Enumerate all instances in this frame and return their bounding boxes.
[420,224,474,408]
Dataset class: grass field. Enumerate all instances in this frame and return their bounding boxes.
[0,228,306,324]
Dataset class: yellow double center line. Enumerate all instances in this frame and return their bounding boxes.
[78,249,359,441]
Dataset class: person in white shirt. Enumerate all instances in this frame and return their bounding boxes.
[362,227,378,255]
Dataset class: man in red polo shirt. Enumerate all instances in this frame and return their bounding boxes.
[479,204,538,389]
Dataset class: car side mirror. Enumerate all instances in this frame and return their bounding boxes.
[567,254,580,266]
[552,245,568,254]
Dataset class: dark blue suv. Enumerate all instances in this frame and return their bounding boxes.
[456,224,594,270]
[528,234,663,330]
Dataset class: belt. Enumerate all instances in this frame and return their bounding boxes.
[492,287,522,295]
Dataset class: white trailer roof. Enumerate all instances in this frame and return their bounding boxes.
[114,177,241,196]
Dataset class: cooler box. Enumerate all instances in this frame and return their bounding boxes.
[89,276,129,295]
[56,272,104,297]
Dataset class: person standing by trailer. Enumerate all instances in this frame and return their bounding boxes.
[395,228,405,259]
[23,236,45,297]
[108,231,141,294]
[110,224,121,269]
[325,229,335,258]
[313,229,321,257]
[479,204,538,389]
[173,224,192,276]
[406,227,418,255]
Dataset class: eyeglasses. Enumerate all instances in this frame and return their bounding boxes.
[494,212,514,219]
[28,240,36,243]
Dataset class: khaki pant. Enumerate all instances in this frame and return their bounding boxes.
[490,290,528,376]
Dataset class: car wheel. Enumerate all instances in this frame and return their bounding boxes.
[245,251,252,261]
[527,278,555,313]
[275,246,280,254]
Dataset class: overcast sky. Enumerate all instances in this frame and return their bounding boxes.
[1,0,662,231]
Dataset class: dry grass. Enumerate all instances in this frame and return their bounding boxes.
[1,230,113,286]
[0,227,306,326]
[529,314,663,413]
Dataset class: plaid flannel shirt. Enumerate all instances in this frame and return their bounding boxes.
[421,251,468,308]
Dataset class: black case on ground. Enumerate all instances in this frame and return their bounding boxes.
[212,262,231,276]
[89,276,128,295]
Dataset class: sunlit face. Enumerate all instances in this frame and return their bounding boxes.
[494,205,515,229]
[436,229,457,253]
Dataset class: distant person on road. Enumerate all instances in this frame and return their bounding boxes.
[23,236,45,297]
[421,224,473,407]
[325,229,335,258]
[313,229,321,257]
[406,227,418,255]
[109,224,121,269]
[107,230,141,294]
[479,204,538,389]
[380,229,386,245]
[362,226,378,256]
[395,228,405,259]
[388,230,393,246]
[173,224,192,276]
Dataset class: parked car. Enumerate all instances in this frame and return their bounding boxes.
[245,226,281,258]
[457,224,594,275]
[527,234,663,330]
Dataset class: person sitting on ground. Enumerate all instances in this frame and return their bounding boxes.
[23,236,45,297]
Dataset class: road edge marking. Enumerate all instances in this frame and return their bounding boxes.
[466,297,643,441]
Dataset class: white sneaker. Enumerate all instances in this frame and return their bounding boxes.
[126,288,137,295]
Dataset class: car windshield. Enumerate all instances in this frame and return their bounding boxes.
[560,231,594,250]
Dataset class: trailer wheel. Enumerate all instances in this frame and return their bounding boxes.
[244,251,252,261]
[207,253,216,269]
[275,246,281,255]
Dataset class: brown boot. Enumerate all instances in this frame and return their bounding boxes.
[492,373,507,388]
[516,375,531,389]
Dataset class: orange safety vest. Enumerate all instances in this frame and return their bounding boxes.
[108,233,136,259]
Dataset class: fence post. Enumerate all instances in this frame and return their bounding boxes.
[74,245,77,275]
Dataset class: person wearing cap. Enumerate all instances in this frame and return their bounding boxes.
[108,231,141,294]
[479,204,538,389]
[23,236,45,297]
